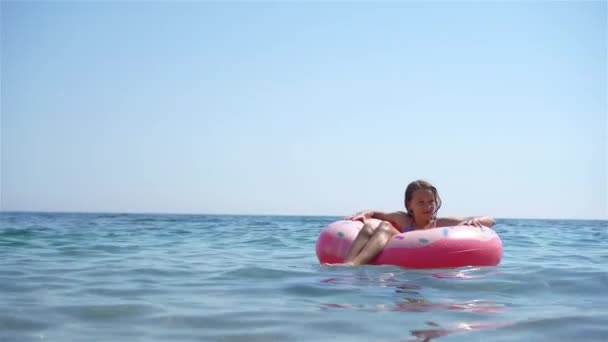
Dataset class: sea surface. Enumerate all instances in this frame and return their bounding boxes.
[1,212,607,341]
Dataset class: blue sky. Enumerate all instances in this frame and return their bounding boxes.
[1,1,606,219]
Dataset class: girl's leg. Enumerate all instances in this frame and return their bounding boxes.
[348,221,400,266]
[343,221,377,264]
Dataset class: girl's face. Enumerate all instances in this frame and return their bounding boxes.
[407,188,437,221]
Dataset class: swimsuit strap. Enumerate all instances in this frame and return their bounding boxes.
[402,220,415,233]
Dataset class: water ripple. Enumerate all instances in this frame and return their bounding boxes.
[1,213,606,341]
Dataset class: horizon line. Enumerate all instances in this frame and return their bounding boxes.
[1,209,606,222]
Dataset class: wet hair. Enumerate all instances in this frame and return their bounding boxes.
[404,179,442,217]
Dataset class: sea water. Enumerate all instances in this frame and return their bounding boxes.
[1,212,607,341]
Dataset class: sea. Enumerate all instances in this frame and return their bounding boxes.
[1,212,607,342]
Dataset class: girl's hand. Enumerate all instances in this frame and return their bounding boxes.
[344,210,374,222]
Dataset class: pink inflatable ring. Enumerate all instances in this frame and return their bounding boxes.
[316,219,503,269]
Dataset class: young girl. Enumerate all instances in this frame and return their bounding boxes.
[342,179,496,266]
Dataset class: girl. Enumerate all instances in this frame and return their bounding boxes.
[343,179,496,266]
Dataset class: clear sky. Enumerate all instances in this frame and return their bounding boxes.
[1,1,606,220]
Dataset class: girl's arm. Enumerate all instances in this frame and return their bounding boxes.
[437,216,496,227]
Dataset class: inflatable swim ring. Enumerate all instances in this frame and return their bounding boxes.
[316,219,503,269]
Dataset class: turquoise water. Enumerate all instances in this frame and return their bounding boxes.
[1,212,607,341]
